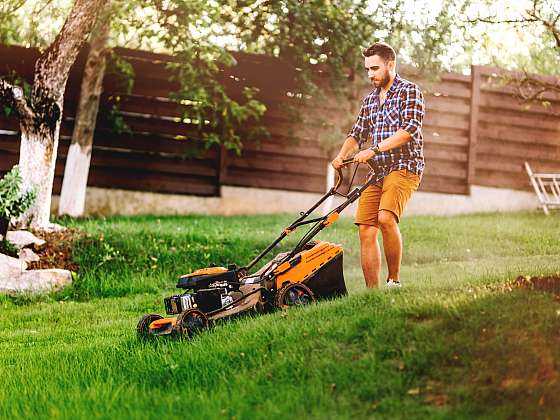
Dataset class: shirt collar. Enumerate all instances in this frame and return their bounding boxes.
[375,73,402,98]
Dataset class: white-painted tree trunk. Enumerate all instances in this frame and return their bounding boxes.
[58,142,92,217]
[58,0,111,217]
[18,121,61,227]
[6,0,108,229]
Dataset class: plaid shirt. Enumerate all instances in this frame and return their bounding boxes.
[348,74,425,183]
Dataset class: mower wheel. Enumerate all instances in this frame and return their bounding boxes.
[176,309,209,337]
[276,283,315,309]
[137,313,164,340]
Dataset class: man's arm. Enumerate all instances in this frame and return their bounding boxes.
[353,129,411,163]
[332,136,359,168]
[333,97,371,168]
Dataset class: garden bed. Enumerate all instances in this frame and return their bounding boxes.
[25,228,81,272]
[515,275,560,296]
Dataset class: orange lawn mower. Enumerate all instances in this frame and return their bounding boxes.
[137,157,377,339]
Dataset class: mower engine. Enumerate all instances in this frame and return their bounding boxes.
[164,266,240,315]
[164,288,234,315]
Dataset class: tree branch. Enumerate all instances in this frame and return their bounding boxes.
[0,79,34,121]
[32,0,108,105]
[0,0,27,17]
[466,16,539,25]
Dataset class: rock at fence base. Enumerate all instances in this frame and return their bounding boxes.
[0,269,73,294]
[0,253,27,277]
[18,248,41,264]
[6,230,46,251]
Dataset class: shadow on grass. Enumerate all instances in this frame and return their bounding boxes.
[400,287,560,418]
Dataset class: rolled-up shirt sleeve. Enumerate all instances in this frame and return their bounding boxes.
[347,99,370,145]
[399,85,424,138]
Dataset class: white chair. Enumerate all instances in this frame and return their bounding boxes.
[525,162,560,215]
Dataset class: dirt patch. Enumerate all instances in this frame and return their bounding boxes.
[514,275,560,296]
[25,228,82,272]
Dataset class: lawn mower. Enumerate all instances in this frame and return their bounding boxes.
[137,158,377,339]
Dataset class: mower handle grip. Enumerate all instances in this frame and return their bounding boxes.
[333,156,376,191]
[333,157,356,190]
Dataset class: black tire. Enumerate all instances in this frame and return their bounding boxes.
[276,283,315,309]
[175,309,209,337]
[137,313,163,340]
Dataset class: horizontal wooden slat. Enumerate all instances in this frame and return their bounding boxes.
[478,109,560,132]
[0,151,18,171]
[478,122,560,146]
[241,136,330,158]
[422,160,467,179]
[423,81,472,99]
[88,168,218,196]
[423,112,470,131]
[227,151,326,176]
[424,143,468,162]
[479,91,560,116]
[473,168,531,191]
[424,132,469,147]
[476,139,560,162]
[222,168,326,193]
[425,95,471,115]
[475,154,560,175]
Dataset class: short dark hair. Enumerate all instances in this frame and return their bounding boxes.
[362,42,396,63]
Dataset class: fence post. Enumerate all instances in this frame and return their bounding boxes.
[323,162,335,216]
[217,143,228,196]
[467,65,481,190]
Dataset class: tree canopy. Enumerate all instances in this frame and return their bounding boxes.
[0,0,504,150]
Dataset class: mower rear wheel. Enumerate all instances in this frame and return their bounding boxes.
[176,309,209,337]
[137,313,164,340]
[276,283,315,309]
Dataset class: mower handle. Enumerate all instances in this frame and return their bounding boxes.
[333,157,366,191]
[244,156,376,272]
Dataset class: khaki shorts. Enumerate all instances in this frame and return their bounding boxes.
[355,169,421,226]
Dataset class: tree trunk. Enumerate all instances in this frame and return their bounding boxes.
[58,0,111,217]
[18,120,61,227]
[10,0,108,228]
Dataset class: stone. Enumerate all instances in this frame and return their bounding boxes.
[0,253,27,278]
[6,230,46,250]
[18,248,41,264]
[0,269,73,294]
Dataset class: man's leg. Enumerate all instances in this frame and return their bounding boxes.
[358,224,382,288]
[378,210,402,281]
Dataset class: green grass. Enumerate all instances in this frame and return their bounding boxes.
[1,212,559,419]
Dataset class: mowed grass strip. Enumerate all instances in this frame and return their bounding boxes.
[0,212,559,418]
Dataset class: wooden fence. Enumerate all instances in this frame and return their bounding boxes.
[0,43,558,199]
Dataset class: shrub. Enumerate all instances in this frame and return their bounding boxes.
[0,165,36,235]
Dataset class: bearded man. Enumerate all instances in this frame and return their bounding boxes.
[331,42,425,289]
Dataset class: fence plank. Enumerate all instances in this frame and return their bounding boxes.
[478,109,560,132]
[478,123,559,146]
[467,65,481,186]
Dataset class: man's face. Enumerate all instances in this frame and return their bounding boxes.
[364,55,394,89]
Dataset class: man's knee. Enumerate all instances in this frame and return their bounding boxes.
[378,210,397,230]
[358,224,378,244]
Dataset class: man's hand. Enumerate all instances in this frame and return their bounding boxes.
[353,148,376,163]
[331,155,345,170]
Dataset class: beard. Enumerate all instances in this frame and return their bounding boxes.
[371,70,391,89]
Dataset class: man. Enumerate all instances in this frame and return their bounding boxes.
[331,41,425,289]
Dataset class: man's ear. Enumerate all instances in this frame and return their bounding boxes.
[387,60,396,72]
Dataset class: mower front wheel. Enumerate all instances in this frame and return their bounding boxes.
[175,309,209,338]
[137,313,164,340]
[276,283,315,310]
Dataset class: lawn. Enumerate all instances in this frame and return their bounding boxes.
[1,212,559,419]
